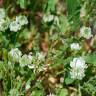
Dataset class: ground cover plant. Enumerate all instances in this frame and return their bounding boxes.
[0,0,96,96]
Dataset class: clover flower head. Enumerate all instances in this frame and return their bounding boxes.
[80,26,92,39]
[9,20,21,32]
[25,84,30,90]
[0,8,5,19]
[8,48,22,62]
[16,15,28,26]
[43,14,54,23]
[70,68,85,80]
[70,43,81,50]
[19,54,33,67]
[36,52,45,61]
[70,57,87,69]
[70,57,87,80]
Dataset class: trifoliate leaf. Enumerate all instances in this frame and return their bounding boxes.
[65,77,74,85]
[84,53,96,66]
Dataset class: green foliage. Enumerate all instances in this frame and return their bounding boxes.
[67,0,81,31]
[46,0,57,12]
[58,88,68,96]
[0,0,96,95]
[65,77,74,85]
[84,53,96,66]
[17,0,27,9]
[82,76,96,95]
[59,15,69,33]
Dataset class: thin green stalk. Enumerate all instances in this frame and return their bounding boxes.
[78,81,82,96]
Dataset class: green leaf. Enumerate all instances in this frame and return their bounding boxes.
[67,0,81,31]
[46,0,57,12]
[58,88,68,96]
[2,48,8,61]
[18,0,27,9]
[34,90,44,96]
[67,0,79,16]
[84,53,96,66]
[59,15,69,33]
[65,77,74,85]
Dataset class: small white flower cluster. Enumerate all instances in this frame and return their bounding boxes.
[43,14,54,23]
[8,48,22,62]
[43,14,59,26]
[0,8,9,32]
[34,52,47,72]
[8,48,34,69]
[19,54,33,68]
[8,48,46,72]
[36,52,45,61]
[70,43,81,50]
[25,84,31,90]
[70,57,87,80]
[0,8,28,32]
[80,26,93,39]
[9,15,28,32]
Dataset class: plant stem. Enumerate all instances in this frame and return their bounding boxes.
[78,81,82,96]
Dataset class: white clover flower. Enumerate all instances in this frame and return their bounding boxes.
[36,52,45,61]
[16,15,28,26]
[19,54,32,67]
[70,57,87,80]
[80,26,93,39]
[8,48,22,62]
[47,93,56,96]
[9,20,21,32]
[0,8,5,19]
[70,68,85,80]
[70,43,81,50]
[9,15,28,32]
[43,14,54,23]
[70,57,87,69]
[25,84,30,90]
